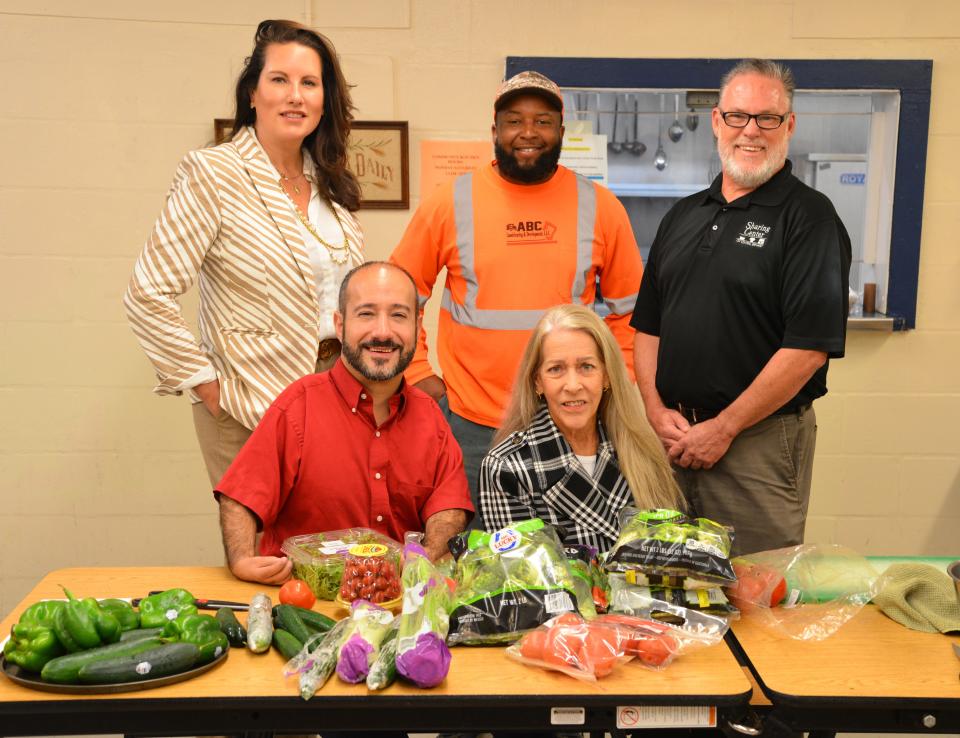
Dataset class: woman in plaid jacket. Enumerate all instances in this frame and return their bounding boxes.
[479,305,683,553]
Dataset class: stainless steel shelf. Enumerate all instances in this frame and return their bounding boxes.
[848,313,898,331]
[608,183,704,198]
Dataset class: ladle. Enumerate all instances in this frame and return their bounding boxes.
[630,95,646,156]
[608,95,623,154]
[668,94,684,143]
[686,106,699,131]
[654,96,667,171]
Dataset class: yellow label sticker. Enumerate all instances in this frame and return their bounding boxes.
[348,543,388,557]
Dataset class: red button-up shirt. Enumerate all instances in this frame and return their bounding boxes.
[216,359,473,555]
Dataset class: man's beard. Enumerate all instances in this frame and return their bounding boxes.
[494,140,562,184]
[341,337,415,382]
[718,134,789,190]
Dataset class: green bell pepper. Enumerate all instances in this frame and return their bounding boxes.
[138,588,198,629]
[98,599,139,632]
[4,602,67,673]
[164,612,229,664]
[15,600,65,630]
[53,587,122,652]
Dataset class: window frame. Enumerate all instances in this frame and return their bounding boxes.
[506,57,932,330]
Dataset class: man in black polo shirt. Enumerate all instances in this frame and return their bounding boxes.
[632,59,851,556]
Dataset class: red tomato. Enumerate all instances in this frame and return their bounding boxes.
[280,579,317,609]
[518,629,549,661]
[581,629,618,678]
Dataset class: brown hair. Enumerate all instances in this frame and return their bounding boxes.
[232,19,361,211]
[496,305,684,511]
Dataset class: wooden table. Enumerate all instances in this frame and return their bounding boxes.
[0,567,752,736]
[731,605,960,735]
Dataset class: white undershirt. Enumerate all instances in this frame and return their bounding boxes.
[576,454,597,477]
[293,178,351,340]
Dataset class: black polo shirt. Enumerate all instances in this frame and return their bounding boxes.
[631,160,851,413]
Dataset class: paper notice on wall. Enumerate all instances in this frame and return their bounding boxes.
[420,140,491,194]
[560,133,608,186]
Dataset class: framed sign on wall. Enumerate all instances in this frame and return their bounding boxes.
[212,119,409,209]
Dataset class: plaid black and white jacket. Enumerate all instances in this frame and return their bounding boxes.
[479,406,632,554]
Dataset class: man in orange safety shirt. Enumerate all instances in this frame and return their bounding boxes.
[391,71,643,526]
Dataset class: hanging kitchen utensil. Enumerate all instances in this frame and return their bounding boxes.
[668,93,684,143]
[686,106,699,131]
[630,95,646,156]
[608,94,623,154]
[654,95,667,171]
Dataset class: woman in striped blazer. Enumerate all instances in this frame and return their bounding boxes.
[480,305,683,554]
[125,20,364,486]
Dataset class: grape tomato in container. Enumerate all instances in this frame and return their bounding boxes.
[339,543,403,606]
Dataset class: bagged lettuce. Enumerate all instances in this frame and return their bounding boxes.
[605,508,736,585]
[394,541,453,688]
[448,519,592,645]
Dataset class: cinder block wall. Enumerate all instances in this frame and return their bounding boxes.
[1,0,958,615]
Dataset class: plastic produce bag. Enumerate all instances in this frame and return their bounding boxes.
[609,574,739,621]
[564,544,609,614]
[725,544,878,640]
[605,508,736,585]
[335,600,395,683]
[395,541,453,687]
[448,519,591,645]
[506,608,728,682]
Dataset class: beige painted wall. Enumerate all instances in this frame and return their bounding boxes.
[1,0,958,616]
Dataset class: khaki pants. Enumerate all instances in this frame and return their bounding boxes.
[193,345,341,489]
[675,405,817,557]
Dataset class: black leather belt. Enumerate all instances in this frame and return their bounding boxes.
[318,338,342,361]
[671,402,810,425]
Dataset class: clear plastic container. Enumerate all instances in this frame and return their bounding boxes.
[281,528,402,600]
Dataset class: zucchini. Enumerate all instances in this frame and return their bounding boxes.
[118,627,164,642]
[272,604,336,634]
[41,637,165,684]
[215,607,247,647]
[246,593,273,653]
[274,605,312,644]
[77,642,200,684]
[272,628,303,661]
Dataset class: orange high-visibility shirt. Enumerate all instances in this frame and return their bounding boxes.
[391,162,642,428]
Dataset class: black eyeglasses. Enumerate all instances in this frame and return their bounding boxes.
[718,110,789,130]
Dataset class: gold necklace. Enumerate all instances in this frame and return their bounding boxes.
[280,179,351,266]
[279,171,306,195]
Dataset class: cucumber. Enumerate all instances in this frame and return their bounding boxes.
[274,605,313,644]
[299,618,350,700]
[41,637,165,684]
[366,619,399,690]
[272,628,304,661]
[273,604,336,634]
[215,607,247,647]
[246,593,273,653]
[119,627,165,642]
[77,642,200,684]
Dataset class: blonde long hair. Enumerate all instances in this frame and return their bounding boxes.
[496,304,683,511]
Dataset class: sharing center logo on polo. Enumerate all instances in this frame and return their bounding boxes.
[734,220,773,248]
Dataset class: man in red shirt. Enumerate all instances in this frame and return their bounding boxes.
[216,262,473,585]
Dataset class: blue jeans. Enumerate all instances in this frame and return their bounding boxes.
[439,397,496,531]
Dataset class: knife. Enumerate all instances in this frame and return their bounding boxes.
[131,592,248,611]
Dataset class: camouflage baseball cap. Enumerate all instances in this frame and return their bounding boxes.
[494,71,563,114]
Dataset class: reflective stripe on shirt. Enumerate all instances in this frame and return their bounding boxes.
[441,170,599,331]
